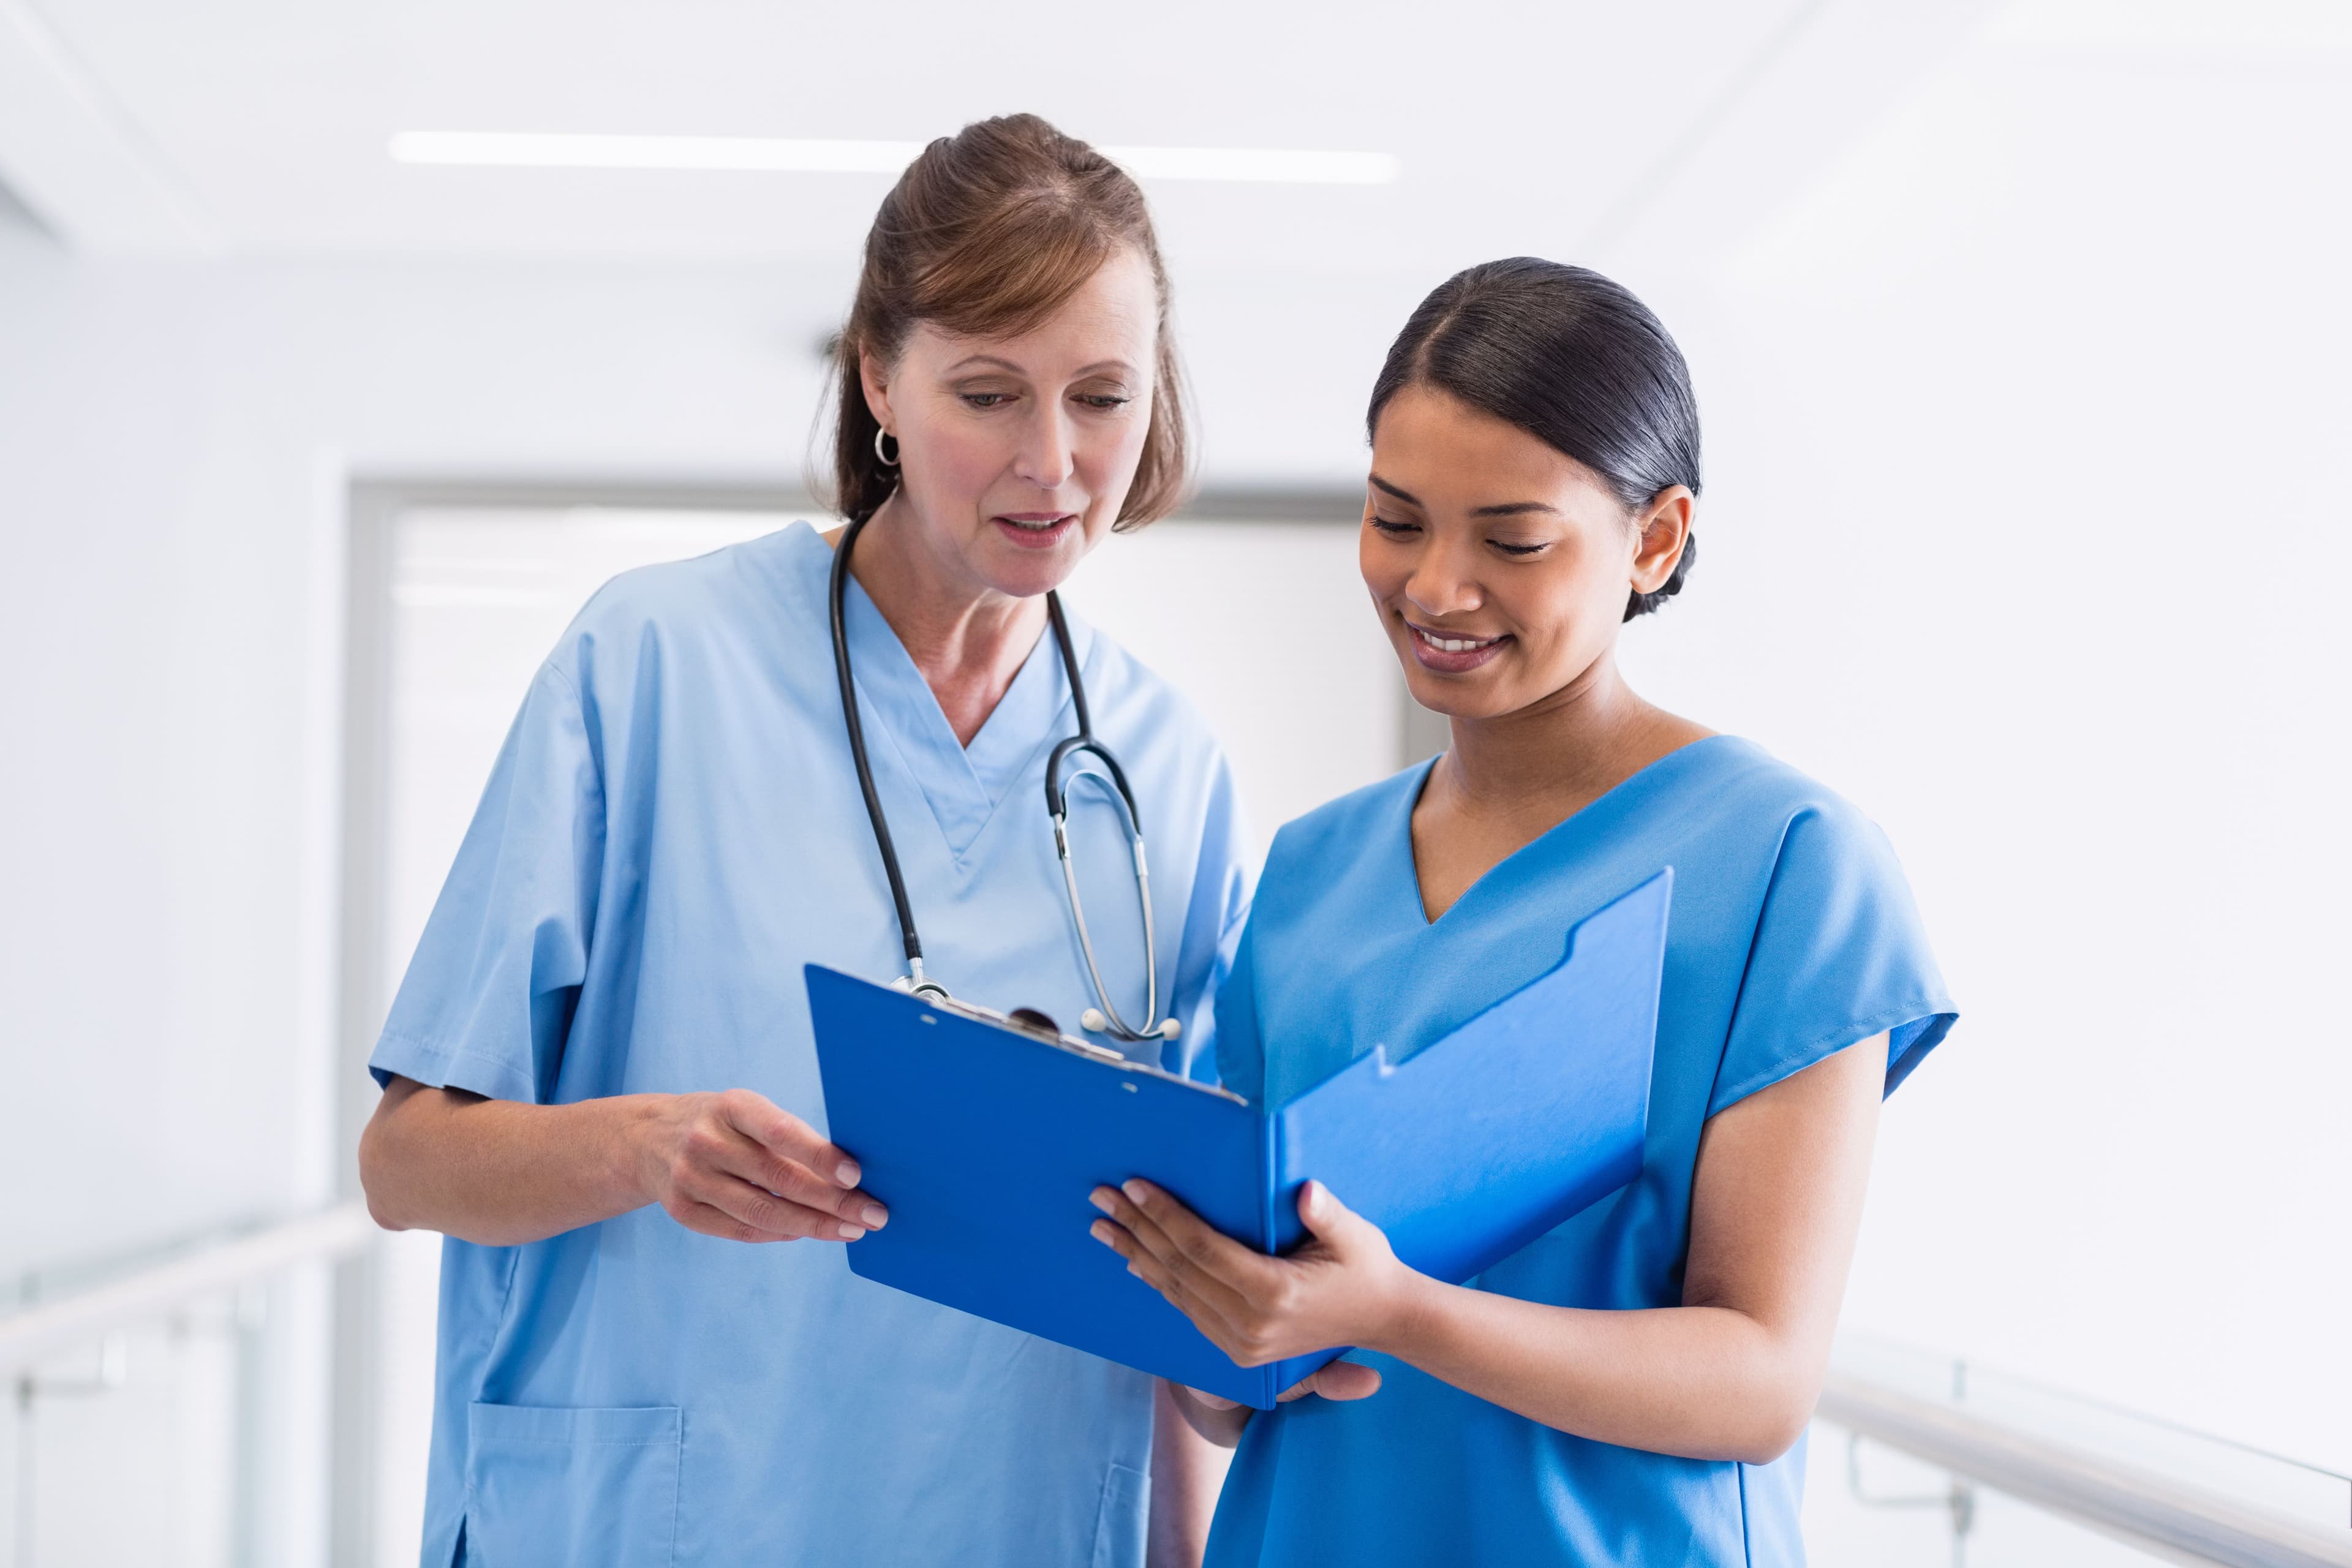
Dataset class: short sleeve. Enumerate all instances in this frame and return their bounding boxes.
[369,663,605,1105]
[1709,804,1956,1116]
[1163,752,1253,1084]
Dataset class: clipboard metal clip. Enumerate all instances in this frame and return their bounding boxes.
[889,959,952,1005]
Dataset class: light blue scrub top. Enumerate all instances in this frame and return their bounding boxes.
[370,522,1251,1568]
[1207,736,1955,1568]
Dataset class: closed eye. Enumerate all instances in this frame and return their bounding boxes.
[1490,540,1548,557]
[1370,515,1420,537]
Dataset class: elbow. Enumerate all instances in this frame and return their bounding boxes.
[355,1109,412,1233]
[1730,1419,1809,1467]
[356,1153,406,1232]
[1727,1385,1819,1466]
[360,1186,408,1234]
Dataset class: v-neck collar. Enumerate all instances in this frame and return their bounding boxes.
[1395,735,1743,927]
[793,523,1085,859]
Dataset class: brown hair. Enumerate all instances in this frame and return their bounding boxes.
[829,114,1191,529]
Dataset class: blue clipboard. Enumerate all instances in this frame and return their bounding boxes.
[807,869,1669,1408]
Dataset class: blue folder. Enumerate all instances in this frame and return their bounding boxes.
[807,869,1669,1408]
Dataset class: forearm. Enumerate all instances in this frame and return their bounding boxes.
[359,1079,658,1246]
[1370,1280,1820,1464]
[1363,1036,1885,1464]
[1148,1381,1231,1567]
[1160,1379,1250,1448]
[1099,1039,1886,1468]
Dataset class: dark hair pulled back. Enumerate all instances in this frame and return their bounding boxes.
[829,114,1190,529]
[1368,258,1702,620]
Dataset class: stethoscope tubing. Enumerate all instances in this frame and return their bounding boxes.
[829,514,941,997]
[829,514,1171,1041]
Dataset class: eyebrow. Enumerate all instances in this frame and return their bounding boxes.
[1370,473,1559,518]
[944,354,1137,377]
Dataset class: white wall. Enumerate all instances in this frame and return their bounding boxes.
[0,236,811,1275]
[1607,11,2352,1476]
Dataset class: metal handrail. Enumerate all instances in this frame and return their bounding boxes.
[0,1204,374,1377]
[9,1210,2345,1568]
[1819,1370,2352,1568]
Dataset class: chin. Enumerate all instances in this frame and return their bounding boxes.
[1398,655,1528,723]
[973,527,1093,599]
[978,551,1079,602]
[1402,680,1479,720]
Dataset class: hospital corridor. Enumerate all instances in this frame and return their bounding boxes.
[1,2,2347,1564]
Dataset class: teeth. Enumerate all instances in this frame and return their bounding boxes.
[1417,627,1496,654]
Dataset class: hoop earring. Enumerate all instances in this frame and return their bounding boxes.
[873,427,900,469]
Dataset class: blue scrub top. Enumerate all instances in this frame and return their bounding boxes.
[1207,736,1954,1568]
[370,522,1251,1568]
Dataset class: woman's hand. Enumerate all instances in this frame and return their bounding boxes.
[635,1088,889,1243]
[359,1077,886,1248]
[1090,1177,1410,1396]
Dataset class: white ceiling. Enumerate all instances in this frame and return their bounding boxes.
[2,0,2344,287]
[0,0,2004,269]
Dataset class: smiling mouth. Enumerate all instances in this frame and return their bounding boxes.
[995,513,1076,532]
[1406,622,1507,654]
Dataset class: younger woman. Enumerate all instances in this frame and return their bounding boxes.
[1090,257,1955,1564]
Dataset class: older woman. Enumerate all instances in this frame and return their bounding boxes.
[360,116,1244,1567]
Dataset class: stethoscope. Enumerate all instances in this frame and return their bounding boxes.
[829,513,1180,1044]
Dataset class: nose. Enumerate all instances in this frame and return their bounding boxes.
[1403,532,1484,621]
[1014,402,1076,491]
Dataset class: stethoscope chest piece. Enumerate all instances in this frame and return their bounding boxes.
[889,964,952,1006]
[1082,1006,1180,1041]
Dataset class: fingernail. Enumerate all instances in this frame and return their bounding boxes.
[1121,1180,1147,1204]
[1126,1262,1142,1277]
[835,1161,861,1187]
[1089,1221,1113,1243]
[1088,1189,1115,1214]
[861,1203,888,1227]
[837,1223,866,1240]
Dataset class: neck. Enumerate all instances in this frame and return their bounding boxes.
[1438,648,1662,821]
[842,496,1049,747]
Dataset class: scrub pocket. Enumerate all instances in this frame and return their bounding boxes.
[464,1403,681,1568]
[1090,1461,1148,1568]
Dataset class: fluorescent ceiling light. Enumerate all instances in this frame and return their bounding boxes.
[389,132,922,173]
[1103,146,1398,185]
[388,132,1399,186]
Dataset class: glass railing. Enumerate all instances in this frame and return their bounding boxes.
[8,1241,2348,1568]
[1,1207,371,1568]
[1811,1333,2352,1567]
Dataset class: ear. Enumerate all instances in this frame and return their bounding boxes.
[1630,486,1695,595]
[858,347,896,438]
